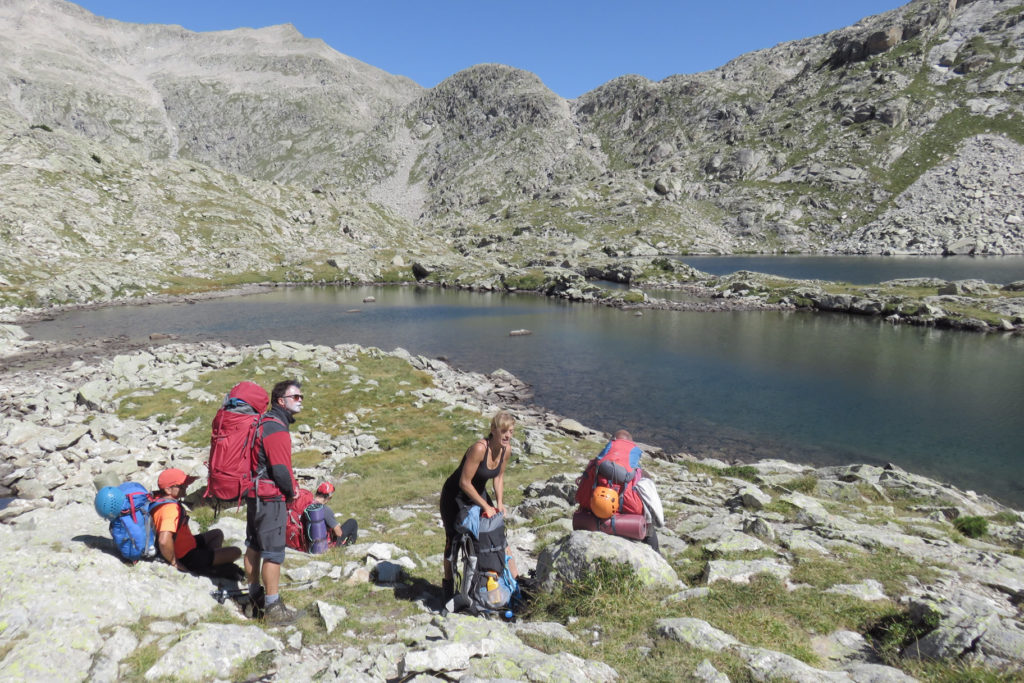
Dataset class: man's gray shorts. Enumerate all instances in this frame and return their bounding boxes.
[246,498,286,564]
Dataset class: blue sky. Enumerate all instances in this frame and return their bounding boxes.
[73,1,907,98]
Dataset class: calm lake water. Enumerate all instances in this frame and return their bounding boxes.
[675,255,1024,285]
[26,285,1024,508]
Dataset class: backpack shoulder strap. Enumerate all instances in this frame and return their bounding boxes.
[149,498,188,531]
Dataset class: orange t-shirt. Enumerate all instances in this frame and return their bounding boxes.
[152,500,196,558]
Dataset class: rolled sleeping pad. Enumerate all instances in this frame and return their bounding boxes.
[572,509,648,540]
[304,504,329,554]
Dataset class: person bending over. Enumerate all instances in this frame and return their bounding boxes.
[439,410,519,601]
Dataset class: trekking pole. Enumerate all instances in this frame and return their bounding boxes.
[210,579,318,604]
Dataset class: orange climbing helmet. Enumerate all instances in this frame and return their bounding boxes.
[590,486,620,519]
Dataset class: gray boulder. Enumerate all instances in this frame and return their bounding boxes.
[536,531,679,591]
[144,624,282,681]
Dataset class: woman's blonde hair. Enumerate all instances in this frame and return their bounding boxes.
[489,410,515,438]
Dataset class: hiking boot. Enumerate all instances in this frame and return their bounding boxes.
[263,598,299,626]
[245,586,265,619]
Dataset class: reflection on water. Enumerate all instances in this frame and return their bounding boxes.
[674,254,1024,285]
[25,285,1024,507]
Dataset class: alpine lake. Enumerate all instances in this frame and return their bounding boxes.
[24,255,1024,508]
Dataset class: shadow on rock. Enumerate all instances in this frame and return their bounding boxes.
[390,576,444,611]
[72,533,121,558]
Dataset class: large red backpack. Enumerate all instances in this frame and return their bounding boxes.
[285,488,315,551]
[575,440,644,516]
[204,381,269,504]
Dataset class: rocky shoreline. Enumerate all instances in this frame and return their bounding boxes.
[4,266,1022,355]
[1,332,1023,681]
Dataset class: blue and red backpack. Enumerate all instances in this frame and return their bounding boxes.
[574,439,645,516]
[95,482,177,562]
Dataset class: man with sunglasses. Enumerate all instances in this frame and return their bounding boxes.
[244,379,303,625]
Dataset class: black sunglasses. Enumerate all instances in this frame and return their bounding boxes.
[282,394,304,400]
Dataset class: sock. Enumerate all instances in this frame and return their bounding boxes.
[249,583,261,596]
[265,593,280,606]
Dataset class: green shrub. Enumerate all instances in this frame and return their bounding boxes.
[786,475,819,494]
[953,516,988,539]
[719,465,759,481]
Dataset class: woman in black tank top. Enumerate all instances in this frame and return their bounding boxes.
[440,410,517,599]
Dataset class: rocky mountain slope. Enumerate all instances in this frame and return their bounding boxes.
[0,0,1022,309]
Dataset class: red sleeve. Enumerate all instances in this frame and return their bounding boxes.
[262,430,297,499]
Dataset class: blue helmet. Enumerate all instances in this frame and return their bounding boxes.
[94,486,124,520]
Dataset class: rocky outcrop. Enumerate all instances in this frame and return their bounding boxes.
[707,270,1024,333]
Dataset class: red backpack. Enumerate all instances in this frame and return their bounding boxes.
[204,382,269,504]
[575,440,644,516]
[285,488,316,551]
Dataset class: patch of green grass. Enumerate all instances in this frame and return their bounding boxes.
[871,486,938,514]
[527,558,644,621]
[233,650,277,680]
[761,499,801,521]
[285,576,425,645]
[988,511,1021,525]
[790,548,939,596]
[117,616,174,680]
[376,266,412,283]
[886,108,1024,196]
[290,448,327,469]
[786,475,819,494]
[120,643,163,681]
[684,575,897,665]
[940,302,1009,326]
[189,505,217,533]
[953,515,989,539]
[523,560,698,679]
[899,661,1022,683]
[503,269,546,291]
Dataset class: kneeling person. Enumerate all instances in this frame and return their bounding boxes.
[153,468,242,575]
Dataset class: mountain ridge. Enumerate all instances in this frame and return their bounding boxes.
[1,0,1022,309]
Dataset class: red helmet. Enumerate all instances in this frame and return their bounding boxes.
[316,482,335,496]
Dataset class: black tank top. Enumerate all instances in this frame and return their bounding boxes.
[466,439,505,494]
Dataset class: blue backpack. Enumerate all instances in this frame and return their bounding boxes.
[98,483,175,562]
